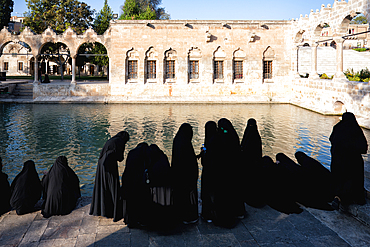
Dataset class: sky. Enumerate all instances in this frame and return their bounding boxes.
[12,0,336,20]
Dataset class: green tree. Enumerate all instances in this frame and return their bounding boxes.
[137,0,170,19]
[119,0,141,20]
[23,0,94,34]
[0,0,14,30]
[119,0,168,20]
[350,14,368,24]
[93,0,113,35]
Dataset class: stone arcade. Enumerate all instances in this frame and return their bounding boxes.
[0,0,370,123]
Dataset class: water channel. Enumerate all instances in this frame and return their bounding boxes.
[1,103,369,196]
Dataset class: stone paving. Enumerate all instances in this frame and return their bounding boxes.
[1,197,370,247]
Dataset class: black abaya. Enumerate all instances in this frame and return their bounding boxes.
[330,112,368,205]
[171,123,199,223]
[90,131,129,222]
[241,118,265,207]
[41,156,81,217]
[0,157,11,216]
[122,142,152,227]
[200,121,218,221]
[261,156,302,214]
[207,118,245,227]
[295,151,334,206]
[122,143,174,228]
[10,160,42,215]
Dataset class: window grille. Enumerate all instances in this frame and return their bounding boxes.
[214,60,223,80]
[4,62,8,71]
[263,61,272,79]
[128,60,138,79]
[189,61,199,79]
[18,62,23,71]
[147,60,156,79]
[233,61,243,79]
[166,60,175,79]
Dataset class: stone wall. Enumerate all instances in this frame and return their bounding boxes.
[108,20,294,97]
[298,47,370,76]
[33,83,110,98]
[291,77,370,120]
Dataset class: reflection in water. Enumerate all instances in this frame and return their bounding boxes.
[1,103,369,196]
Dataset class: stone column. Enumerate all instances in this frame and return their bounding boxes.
[333,37,347,80]
[33,55,39,84]
[71,55,76,84]
[309,42,319,79]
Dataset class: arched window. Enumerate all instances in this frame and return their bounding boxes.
[145,47,158,83]
[213,47,226,83]
[263,47,275,82]
[164,48,177,83]
[233,48,246,83]
[188,47,201,83]
[126,48,139,83]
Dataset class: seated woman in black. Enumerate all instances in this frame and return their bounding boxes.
[295,151,334,208]
[41,156,81,218]
[171,123,199,224]
[329,112,368,209]
[90,131,130,222]
[10,160,42,215]
[0,157,11,216]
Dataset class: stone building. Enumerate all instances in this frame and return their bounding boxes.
[0,0,370,123]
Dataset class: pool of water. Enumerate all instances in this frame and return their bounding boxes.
[1,103,369,196]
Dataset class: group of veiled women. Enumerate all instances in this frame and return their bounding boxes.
[0,156,80,217]
[0,112,368,229]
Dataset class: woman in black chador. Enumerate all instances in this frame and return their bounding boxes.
[295,151,334,208]
[329,112,368,208]
[122,143,174,228]
[171,123,199,224]
[199,121,218,222]
[261,156,302,214]
[122,142,151,227]
[241,118,265,208]
[0,157,11,216]
[207,118,245,227]
[41,156,81,218]
[90,131,129,222]
[10,160,42,215]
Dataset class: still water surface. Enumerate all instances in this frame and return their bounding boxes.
[1,103,369,196]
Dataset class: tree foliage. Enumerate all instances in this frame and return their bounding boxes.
[0,0,14,30]
[40,42,70,80]
[93,0,113,35]
[119,0,169,20]
[23,0,94,34]
[350,14,368,24]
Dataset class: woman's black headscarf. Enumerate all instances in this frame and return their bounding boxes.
[0,157,11,215]
[171,123,199,223]
[240,118,265,207]
[329,112,368,205]
[10,160,42,215]
[41,156,81,218]
[90,131,129,222]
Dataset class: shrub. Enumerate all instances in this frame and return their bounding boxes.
[353,48,368,52]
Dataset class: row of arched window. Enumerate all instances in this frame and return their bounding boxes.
[124,47,275,83]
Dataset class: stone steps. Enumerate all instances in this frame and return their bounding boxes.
[12,83,33,98]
